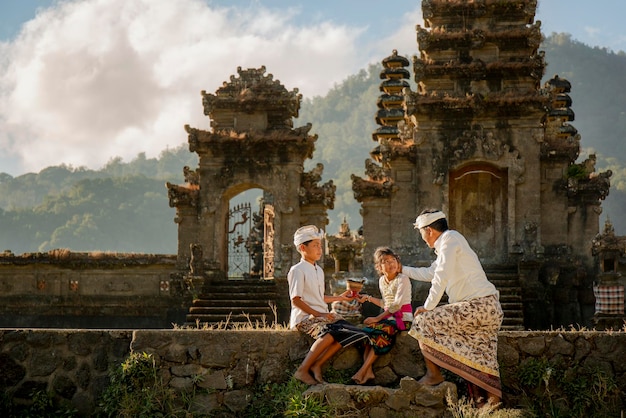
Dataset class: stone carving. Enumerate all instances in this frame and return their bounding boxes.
[183,166,200,187]
[351,174,396,201]
[166,182,199,208]
[299,163,336,208]
[364,159,388,182]
[189,243,203,276]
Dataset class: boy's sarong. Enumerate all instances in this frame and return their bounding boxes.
[408,294,503,397]
[296,316,369,347]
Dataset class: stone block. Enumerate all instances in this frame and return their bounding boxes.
[189,393,220,415]
[223,389,253,413]
[197,369,228,390]
[170,363,205,377]
[518,335,545,356]
[332,346,361,370]
[498,341,520,366]
[385,390,411,411]
[373,365,398,386]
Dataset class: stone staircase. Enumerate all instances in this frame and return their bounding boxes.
[485,265,525,330]
[185,279,279,327]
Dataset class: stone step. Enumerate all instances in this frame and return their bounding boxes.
[191,299,276,307]
[185,313,275,324]
[189,306,274,315]
[195,292,278,301]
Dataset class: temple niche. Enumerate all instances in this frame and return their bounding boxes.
[352,0,613,329]
[166,66,335,324]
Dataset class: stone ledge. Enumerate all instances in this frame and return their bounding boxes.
[304,379,457,418]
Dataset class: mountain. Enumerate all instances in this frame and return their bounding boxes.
[0,34,624,254]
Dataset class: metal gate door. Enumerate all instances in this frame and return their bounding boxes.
[227,202,273,279]
[227,203,253,279]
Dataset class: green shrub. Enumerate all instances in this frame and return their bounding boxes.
[513,357,621,417]
[96,351,181,418]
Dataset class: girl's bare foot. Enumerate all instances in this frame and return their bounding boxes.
[294,370,318,385]
[352,370,375,385]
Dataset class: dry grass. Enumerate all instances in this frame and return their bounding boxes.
[172,302,289,331]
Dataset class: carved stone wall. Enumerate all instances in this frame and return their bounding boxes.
[0,251,186,328]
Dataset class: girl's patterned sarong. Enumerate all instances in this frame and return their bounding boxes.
[362,319,411,355]
[408,294,503,397]
[296,315,369,347]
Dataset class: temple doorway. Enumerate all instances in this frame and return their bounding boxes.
[227,189,275,280]
[449,163,508,263]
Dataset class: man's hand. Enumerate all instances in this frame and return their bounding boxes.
[414,306,428,315]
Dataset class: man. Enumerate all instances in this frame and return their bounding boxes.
[404,209,503,407]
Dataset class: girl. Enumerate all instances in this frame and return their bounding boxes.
[352,246,413,384]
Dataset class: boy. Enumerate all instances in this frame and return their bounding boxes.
[288,225,369,385]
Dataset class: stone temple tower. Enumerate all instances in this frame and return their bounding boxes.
[352,0,611,329]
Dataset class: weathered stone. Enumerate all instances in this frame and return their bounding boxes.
[0,353,26,387]
[9,343,29,362]
[390,334,423,378]
[414,382,456,407]
[373,365,398,386]
[223,389,253,413]
[169,376,194,390]
[546,334,575,358]
[369,405,391,418]
[171,363,205,377]
[75,362,91,389]
[67,332,100,356]
[288,336,313,362]
[331,346,361,370]
[324,385,353,411]
[229,357,257,388]
[518,336,546,356]
[30,349,62,376]
[52,374,77,399]
[198,369,228,390]
[189,393,220,415]
[92,345,109,372]
[582,355,613,376]
[385,389,411,411]
[164,343,188,363]
[258,356,286,384]
[574,335,593,362]
[198,346,235,368]
[498,341,520,367]
[62,355,77,371]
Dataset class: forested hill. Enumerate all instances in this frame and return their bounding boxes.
[0,34,624,254]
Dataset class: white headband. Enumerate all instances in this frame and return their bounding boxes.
[293,225,324,246]
[413,211,446,229]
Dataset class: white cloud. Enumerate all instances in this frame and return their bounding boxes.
[0,0,366,175]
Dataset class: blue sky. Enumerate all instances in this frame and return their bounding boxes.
[1,0,625,175]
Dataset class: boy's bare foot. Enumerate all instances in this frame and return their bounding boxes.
[294,370,319,385]
[417,374,444,385]
[311,365,325,384]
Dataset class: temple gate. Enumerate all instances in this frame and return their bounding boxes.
[167,66,335,324]
[352,1,612,329]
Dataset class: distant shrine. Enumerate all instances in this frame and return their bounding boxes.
[350,0,615,329]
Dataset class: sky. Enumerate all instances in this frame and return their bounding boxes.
[1,0,625,176]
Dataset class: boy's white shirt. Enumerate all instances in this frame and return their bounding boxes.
[287,258,328,329]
